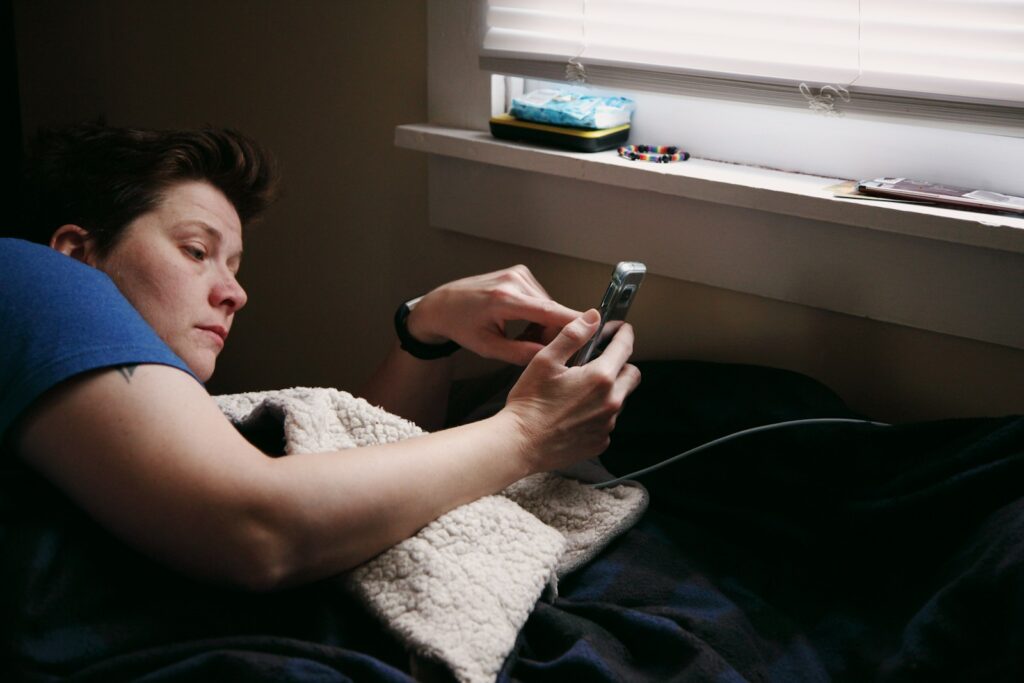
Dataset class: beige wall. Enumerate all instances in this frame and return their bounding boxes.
[15,0,437,396]
[15,0,1024,422]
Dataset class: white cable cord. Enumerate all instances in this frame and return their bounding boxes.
[592,418,890,489]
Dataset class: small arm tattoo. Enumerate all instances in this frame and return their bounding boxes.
[117,365,139,383]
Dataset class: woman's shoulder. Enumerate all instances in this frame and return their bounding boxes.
[1,238,116,288]
[0,237,133,335]
[0,238,193,441]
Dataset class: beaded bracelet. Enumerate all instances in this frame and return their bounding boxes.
[618,144,690,163]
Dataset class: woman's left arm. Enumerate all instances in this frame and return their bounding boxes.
[357,341,456,431]
[359,265,581,430]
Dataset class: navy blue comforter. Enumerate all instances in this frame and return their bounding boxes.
[521,361,1024,682]
[4,361,1022,682]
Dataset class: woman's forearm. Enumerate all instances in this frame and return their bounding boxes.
[254,409,531,589]
[357,340,456,430]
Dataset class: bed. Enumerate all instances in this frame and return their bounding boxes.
[5,361,1022,682]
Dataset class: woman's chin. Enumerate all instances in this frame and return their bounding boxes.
[180,350,217,383]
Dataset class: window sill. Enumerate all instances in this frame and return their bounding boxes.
[396,123,1024,350]
[396,123,1024,255]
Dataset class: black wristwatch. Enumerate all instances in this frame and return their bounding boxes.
[393,296,461,360]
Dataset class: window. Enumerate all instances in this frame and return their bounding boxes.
[479,0,1024,193]
[413,1,1024,353]
[481,0,1024,128]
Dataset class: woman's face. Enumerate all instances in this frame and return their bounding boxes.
[89,181,248,382]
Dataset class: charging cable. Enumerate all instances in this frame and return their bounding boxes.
[592,418,890,489]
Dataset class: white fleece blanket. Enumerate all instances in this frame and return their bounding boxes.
[215,387,647,683]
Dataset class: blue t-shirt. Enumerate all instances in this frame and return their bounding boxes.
[0,238,195,439]
[0,240,210,678]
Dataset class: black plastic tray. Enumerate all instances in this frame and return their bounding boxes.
[489,114,630,153]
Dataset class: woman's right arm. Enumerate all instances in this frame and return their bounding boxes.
[15,311,640,591]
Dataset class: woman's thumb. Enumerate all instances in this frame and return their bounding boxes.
[541,309,600,363]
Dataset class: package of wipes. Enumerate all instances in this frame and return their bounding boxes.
[510,89,635,129]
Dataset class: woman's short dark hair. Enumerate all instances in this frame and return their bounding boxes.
[13,122,280,253]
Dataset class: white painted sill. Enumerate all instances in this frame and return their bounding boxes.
[397,122,1024,350]
[395,123,1024,256]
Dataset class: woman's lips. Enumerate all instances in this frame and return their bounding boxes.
[197,325,227,347]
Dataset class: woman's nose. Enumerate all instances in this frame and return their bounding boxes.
[211,272,248,312]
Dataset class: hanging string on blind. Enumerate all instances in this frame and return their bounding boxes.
[565,0,588,84]
[565,58,588,84]
[799,1,860,116]
[799,83,851,115]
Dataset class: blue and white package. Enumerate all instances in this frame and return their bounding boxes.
[510,89,635,130]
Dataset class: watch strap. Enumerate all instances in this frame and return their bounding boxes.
[394,298,461,360]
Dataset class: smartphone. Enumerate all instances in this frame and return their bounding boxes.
[857,177,1024,215]
[569,261,646,366]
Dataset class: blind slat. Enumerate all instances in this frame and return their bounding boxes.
[482,0,1024,106]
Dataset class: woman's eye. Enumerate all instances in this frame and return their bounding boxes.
[185,246,207,261]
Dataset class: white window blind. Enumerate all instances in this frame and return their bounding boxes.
[859,0,1024,104]
[481,0,1024,123]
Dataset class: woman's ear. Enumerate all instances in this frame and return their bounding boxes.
[50,225,99,265]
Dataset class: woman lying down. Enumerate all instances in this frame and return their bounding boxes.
[0,123,640,680]
[4,124,1023,683]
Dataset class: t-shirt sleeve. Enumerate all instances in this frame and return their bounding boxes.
[0,238,198,440]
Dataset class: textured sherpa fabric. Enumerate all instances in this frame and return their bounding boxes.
[347,495,566,683]
[214,387,648,683]
[505,473,648,577]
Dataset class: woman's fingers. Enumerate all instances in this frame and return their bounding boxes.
[482,336,546,366]
[420,265,589,362]
[589,322,634,373]
[510,264,552,300]
[613,362,642,403]
[536,309,601,365]
[585,324,640,402]
[582,324,639,404]
[497,291,581,330]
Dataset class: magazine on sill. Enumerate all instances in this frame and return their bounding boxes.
[829,178,1024,216]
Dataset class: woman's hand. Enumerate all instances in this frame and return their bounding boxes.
[405,265,581,366]
[501,309,642,473]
